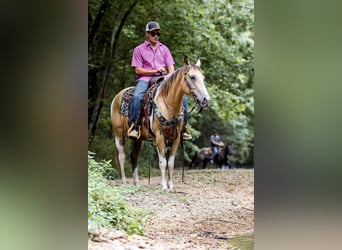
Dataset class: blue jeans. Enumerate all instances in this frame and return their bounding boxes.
[129,80,149,124]
[129,80,189,127]
[212,146,219,160]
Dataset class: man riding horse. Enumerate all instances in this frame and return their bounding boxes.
[210,129,224,163]
[127,21,191,141]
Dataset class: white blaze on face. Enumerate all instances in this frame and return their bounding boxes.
[194,59,210,102]
[190,71,210,103]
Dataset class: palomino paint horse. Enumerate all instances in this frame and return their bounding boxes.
[110,57,210,190]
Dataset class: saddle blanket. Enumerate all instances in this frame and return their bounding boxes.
[119,85,158,121]
[119,87,135,116]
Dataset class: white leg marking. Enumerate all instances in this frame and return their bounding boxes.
[157,149,167,190]
[115,137,126,184]
[167,155,175,190]
[133,167,139,185]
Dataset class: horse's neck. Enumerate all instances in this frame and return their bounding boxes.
[222,145,230,155]
[155,75,184,119]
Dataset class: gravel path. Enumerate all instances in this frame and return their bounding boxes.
[88,168,254,249]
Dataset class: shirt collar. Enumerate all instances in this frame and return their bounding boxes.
[144,40,161,48]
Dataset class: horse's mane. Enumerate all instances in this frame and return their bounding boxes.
[158,67,184,97]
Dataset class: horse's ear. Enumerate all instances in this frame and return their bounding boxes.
[184,55,190,66]
[195,59,201,67]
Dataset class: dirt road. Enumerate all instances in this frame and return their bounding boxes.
[88,168,254,249]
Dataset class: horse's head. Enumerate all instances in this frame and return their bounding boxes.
[182,56,211,108]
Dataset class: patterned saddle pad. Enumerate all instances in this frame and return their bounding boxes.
[119,87,135,116]
[119,77,164,117]
[119,84,158,119]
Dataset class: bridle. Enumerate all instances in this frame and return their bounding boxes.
[184,65,205,113]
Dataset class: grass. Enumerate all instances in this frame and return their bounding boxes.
[88,152,150,235]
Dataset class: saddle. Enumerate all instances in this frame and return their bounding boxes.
[119,77,164,139]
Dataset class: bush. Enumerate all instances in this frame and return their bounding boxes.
[88,152,149,235]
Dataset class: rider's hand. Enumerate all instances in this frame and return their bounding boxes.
[157,67,166,74]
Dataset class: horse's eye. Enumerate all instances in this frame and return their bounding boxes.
[190,76,196,81]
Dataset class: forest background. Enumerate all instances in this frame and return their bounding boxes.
[88,0,254,171]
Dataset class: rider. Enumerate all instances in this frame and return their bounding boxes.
[128,21,191,140]
[210,129,224,162]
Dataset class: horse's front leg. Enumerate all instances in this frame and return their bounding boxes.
[166,141,181,190]
[156,147,168,190]
[166,154,176,190]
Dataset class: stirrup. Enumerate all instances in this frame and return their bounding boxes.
[127,123,141,139]
[182,132,192,141]
[182,126,192,141]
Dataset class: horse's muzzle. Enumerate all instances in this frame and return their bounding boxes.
[198,96,210,108]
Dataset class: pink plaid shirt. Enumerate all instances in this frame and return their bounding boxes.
[131,40,175,82]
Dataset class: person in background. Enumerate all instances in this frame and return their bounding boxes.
[210,129,224,162]
[128,21,192,140]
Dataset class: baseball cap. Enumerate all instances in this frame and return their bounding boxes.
[146,21,160,32]
[213,130,217,133]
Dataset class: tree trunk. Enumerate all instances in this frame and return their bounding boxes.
[88,0,111,49]
[88,0,138,140]
[88,66,109,140]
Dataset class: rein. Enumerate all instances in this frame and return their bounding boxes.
[188,105,203,115]
[183,66,204,115]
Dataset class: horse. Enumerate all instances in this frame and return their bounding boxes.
[110,56,210,190]
[190,143,232,169]
[213,143,232,169]
[190,147,212,169]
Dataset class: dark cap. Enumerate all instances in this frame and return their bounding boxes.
[213,130,217,133]
[146,21,160,31]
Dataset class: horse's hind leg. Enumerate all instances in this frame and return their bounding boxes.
[202,160,208,169]
[115,136,126,184]
[130,139,144,185]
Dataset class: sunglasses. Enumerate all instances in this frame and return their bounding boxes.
[150,31,161,37]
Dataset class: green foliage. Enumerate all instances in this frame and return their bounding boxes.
[89,137,116,166]
[88,152,149,235]
[88,146,119,179]
[89,136,164,178]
